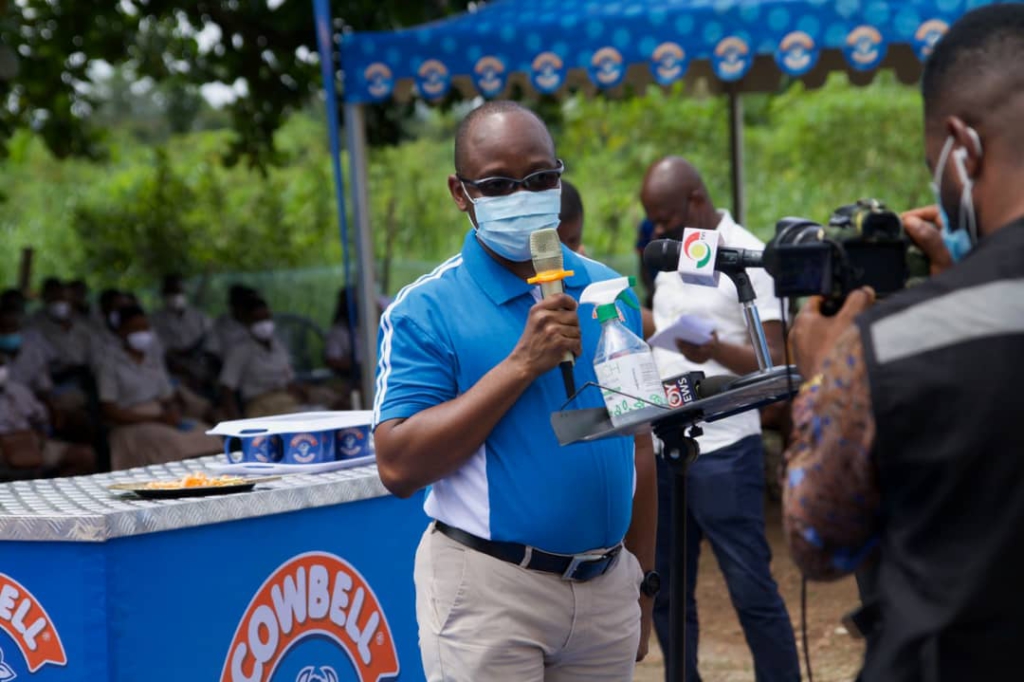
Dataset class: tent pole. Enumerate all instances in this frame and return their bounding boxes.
[344,102,379,406]
[728,86,746,227]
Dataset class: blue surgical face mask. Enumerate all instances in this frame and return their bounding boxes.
[462,186,562,262]
[0,334,20,353]
[930,135,979,263]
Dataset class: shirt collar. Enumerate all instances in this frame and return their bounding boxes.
[461,229,594,305]
[715,209,738,242]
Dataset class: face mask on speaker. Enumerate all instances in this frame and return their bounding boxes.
[463,187,562,262]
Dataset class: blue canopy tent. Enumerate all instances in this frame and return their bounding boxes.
[336,0,1003,401]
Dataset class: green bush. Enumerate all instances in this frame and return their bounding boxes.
[0,73,933,328]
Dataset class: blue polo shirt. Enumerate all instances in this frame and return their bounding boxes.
[373,230,642,554]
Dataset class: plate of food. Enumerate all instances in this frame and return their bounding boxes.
[108,472,281,499]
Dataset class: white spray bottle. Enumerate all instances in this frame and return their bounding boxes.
[580,277,667,427]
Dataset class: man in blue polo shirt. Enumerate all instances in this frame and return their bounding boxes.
[373,100,658,681]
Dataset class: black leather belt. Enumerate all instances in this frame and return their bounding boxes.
[434,520,622,582]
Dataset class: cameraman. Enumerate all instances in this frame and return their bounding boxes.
[783,5,1024,678]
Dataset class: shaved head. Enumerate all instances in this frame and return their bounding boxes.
[923,4,1024,139]
[453,101,554,177]
[922,4,1024,239]
[642,156,707,204]
[640,156,718,240]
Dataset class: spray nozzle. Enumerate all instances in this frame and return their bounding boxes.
[580,276,639,322]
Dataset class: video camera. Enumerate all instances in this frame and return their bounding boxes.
[762,199,930,315]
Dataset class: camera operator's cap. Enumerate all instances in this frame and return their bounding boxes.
[678,228,723,288]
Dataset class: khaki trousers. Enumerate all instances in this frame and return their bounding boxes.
[415,524,643,682]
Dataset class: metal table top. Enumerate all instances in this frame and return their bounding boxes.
[0,456,389,543]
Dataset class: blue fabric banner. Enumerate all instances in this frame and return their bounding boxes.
[340,0,1013,103]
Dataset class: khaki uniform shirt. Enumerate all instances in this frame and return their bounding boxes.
[219,333,294,402]
[152,306,211,353]
[96,346,174,410]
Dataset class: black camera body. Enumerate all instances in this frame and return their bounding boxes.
[762,199,929,315]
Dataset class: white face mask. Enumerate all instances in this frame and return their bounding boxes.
[166,294,187,311]
[0,365,8,387]
[47,301,71,321]
[463,187,562,262]
[126,330,155,352]
[251,320,275,340]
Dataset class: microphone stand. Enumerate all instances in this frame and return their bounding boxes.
[548,261,799,682]
[656,264,782,682]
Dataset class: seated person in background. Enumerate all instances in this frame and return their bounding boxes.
[151,275,215,410]
[97,306,221,470]
[26,278,93,381]
[208,284,257,361]
[2,304,96,444]
[219,297,308,418]
[324,289,390,410]
[0,356,94,478]
[0,305,54,408]
[91,288,131,352]
[67,279,91,323]
[324,287,361,406]
[556,179,587,255]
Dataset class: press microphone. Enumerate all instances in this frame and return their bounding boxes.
[529,228,576,399]
[695,374,738,399]
[643,238,763,274]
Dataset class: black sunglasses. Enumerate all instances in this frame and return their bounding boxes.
[458,160,565,198]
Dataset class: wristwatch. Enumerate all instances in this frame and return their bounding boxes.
[640,570,662,598]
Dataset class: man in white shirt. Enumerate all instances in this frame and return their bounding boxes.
[641,156,798,681]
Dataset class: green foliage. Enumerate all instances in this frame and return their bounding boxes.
[1,75,934,327]
[0,0,473,166]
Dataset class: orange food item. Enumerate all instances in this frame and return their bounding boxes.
[143,472,246,490]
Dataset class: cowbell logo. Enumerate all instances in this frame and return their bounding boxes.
[914,19,948,61]
[530,52,565,94]
[712,36,752,81]
[0,647,16,681]
[589,47,625,88]
[776,31,819,76]
[415,59,450,100]
[473,56,507,98]
[296,666,338,682]
[222,552,400,682]
[364,64,393,101]
[650,42,687,86]
[683,232,712,270]
[844,26,886,71]
[0,574,67,674]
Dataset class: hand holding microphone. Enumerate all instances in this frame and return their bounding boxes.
[509,294,582,380]
[527,228,578,398]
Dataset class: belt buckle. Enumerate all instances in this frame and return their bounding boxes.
[561,553,607,581]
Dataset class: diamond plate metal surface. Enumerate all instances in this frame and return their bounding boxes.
[0,456,389,543]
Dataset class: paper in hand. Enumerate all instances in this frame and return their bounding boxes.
[648,314,716,351]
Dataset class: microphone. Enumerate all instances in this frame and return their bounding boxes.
[529,228,576,399]
[695,374,738,399]
[643,238,763,274]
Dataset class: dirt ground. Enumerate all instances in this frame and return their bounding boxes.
[634,502,865,682]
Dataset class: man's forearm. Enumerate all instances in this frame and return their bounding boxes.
[374,357,536,498]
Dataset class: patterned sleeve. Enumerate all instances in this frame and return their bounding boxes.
[782,324,881,581]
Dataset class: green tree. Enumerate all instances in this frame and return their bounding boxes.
[0,0,472,166]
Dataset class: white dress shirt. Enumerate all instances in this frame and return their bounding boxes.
[651,210,783,454]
